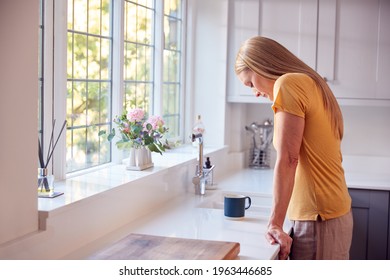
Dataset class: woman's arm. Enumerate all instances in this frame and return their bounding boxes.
[266,110,304,259]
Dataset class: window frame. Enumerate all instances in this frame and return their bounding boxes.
[66,0,114,173]
[41,0,187,180]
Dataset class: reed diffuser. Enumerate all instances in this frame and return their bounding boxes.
[38,119,67,196]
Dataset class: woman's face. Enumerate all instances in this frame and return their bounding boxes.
[237,69,275,101]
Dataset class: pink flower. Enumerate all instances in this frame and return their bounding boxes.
[145,115,165,130]
[107,108,167,154]
[127,108,145,122]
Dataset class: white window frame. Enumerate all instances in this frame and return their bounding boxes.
[41,0,187,180]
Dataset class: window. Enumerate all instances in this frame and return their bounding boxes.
[163,0,183,139]
[123,0,155,114]
[66,0,113,173]
[38,0,44,143]
[39,0,185,177]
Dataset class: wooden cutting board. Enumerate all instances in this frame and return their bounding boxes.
[88,233,240,260]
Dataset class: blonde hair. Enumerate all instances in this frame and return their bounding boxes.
[235,36,343,139]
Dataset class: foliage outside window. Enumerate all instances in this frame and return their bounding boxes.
[67,0,113,173]
[163,0,182,139]
[123,0,155,115]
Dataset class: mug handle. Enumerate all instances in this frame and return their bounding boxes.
[245,196,251,210]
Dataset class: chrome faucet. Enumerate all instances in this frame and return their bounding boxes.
[191,133,215,195]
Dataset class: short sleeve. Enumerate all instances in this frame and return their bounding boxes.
[271,73,311,118]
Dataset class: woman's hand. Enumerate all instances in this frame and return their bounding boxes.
[266,225,292,260]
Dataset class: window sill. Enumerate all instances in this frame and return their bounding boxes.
[38,145,227,215]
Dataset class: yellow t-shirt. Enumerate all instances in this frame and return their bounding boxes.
[272,73,351,221]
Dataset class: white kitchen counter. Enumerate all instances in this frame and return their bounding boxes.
[124,195,281,260]
[31,149,390,260]
[78,162,390,260]
[78,168,284,260]
[345,172,390,191]
[215,158,390,192]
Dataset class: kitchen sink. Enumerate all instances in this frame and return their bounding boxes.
[197,190,272,217]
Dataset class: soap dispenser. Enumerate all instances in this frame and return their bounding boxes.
[205,157,212,169]
[204,157,216,189]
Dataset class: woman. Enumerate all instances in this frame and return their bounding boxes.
[235,36,353,260]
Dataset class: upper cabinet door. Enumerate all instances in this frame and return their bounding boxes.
[226,0,390,104]
[318,0,390,101]
[226,0,317,103]
[258,0,318,69]
[226,0,264,103]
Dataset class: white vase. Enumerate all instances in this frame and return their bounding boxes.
[126,147,154,170]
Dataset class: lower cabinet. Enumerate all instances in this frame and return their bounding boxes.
[349,188,389,260]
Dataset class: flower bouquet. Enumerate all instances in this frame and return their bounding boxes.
[99,108,168,170]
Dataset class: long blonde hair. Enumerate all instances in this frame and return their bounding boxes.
[235,36,343,139]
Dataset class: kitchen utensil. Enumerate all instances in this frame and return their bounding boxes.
[245,119,273,169]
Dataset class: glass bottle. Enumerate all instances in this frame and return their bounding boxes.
[37,168,54,196]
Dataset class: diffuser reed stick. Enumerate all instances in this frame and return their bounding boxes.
[38,120,67,192]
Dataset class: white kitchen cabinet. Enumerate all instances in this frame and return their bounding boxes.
[226,0,390,104]
[226,0,316,103]
[318,0,390,102]
[226,0,267,103]
[258,0,318,70]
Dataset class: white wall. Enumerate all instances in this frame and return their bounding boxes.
[187,0,228,147]
[0,0,39,245]
[232,103,390,167]
[340,106,390,157]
